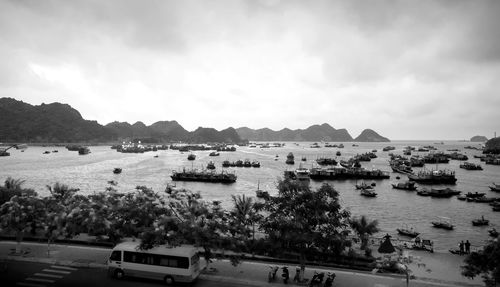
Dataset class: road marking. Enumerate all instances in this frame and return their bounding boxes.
[26,277,55,283]
[42,269,70,274]
[50,265,78,271]
[16,283,46,287]
[34,273,64,279]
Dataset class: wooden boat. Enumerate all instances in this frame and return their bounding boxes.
[397,226,419,238]
[407,169,457,184]
[466,192,486,198]
[286,152,295,165]
[360,189,377,197]
[251,161,261,168]
[43,151,51,154]
[171,168,237,183]
[187,154,196,160]
[457,195,467,201]
[489,183,500,192]
[78,146,90,155]
[355,181,373,190]
[431,218,454,230]
[206,161,216,170]
[459,162,483,170]
[416,188,431,196]
[391,181,416,191]
[113,168,122,174]
[209,152,220,156]
[488,228,499,237]
[472,217,489,226]
[429,188,461,198]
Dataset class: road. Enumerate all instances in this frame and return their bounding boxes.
[0,260,251,287]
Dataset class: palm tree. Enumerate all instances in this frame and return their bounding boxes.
[350,215,380,250]
[231,194,260,242]
[3,177,26,190]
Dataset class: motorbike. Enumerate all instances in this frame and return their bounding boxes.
[323,272,336,287]
[282,266,289,284]
[268,265,279,282]
[308,271,325,287]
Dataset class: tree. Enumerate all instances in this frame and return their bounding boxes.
[42,183,80,256]
[462,239,500,286]
[259,180,351,281]
[230,194,261,246]
[0,177,36,205]
[350,215,380,251]
[0,194,45,254]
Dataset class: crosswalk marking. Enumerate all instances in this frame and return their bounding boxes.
[16,282,46,287]
[26,277,55,283]
[34,272,64,279]
[42,268,70,274]
[51,265,78,271]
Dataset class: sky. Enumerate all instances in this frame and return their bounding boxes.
[0,0,499,140]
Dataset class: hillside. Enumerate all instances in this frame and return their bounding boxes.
[236,124,388,142]
[0,98,244,144]
[470,135,488,142]
[354,129,390,142]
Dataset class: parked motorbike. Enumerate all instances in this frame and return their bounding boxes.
[323,272,336,287]
[282,266,289,284]
[268,265,279,282]
[308,271,325,287]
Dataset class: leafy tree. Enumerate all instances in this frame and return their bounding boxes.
[42,183,80,256]
[350,215,380,251]
[0,177,36,205]
[259,179,351,280]
[0,194,45,254]
[139,188,232,265]
[230,194,261,246]
[462,239,500,286]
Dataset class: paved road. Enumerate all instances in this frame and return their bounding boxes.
[0,260,255,287]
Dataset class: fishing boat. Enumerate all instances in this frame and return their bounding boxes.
[113,168,122,174]
[43,151,51,154]
[488,228,499,237]
[431,218,454,230]
[489,183,500,192]
[295,165,311,181]
[397,226,419,238]
[187,154,196,160]
[255,181,270,199]
[391,181,417,191]
[465,192,486,198]
[309,166,389,180]
[243,159,252,167]
[407,169,457,184]
[472,216,489,226]
[360,189,377,197]
[171,168,237,183]
[316,157,337,166]
[416,188,431,196]
[286,152,295,165]
[209,152,220,156]
[429,188,461,198]
[206,161,216,170]
[301,157,307,161]
[251,161,261,168]
[78,146,90,155]
[355,181,373,190]
[459,162,483,170]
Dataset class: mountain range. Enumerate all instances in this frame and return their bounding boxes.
[0,98,390,143]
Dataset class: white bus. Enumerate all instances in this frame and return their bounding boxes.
[108,241,201,285]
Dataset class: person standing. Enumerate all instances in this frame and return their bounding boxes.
[465,240,471,254]
[459,241,464,255]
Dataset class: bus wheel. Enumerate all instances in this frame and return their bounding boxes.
[114,269,124,279]
[164,275,175,285]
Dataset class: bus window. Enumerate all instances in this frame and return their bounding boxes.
[110,251,121,261]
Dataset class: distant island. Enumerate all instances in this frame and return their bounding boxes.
[0,97,390,143]
[470,135,488,142]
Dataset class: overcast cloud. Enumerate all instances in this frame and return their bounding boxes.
[1,0,499,140]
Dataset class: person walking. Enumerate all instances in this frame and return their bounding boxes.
[465,240,471,254]
[459,241,464,255]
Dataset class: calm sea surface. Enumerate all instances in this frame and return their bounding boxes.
[1,141,499,251]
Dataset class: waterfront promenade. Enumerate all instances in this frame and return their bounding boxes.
[0,240,483,287]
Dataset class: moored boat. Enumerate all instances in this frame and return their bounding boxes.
[171,168,237,183]
[431,219,454,230]
[391,181,417,191]
[209,152,220,156]
[407,169,457,184]
[78,146,90,155]
[472,216,489,226]
[459,162,483,170]
[489,183,500,192]
[286,152,295,165]
[113,168,122,174]
[187,154,196,160]
[360,189,377,197]
[206,161,216,170]
[397,226,419,238]
[429,188,461,198]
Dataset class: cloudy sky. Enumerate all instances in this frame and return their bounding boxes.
[1,0,499,140]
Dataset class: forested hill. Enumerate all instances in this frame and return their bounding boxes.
[0,98,244,143]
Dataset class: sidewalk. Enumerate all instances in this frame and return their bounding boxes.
[0,241,484,287]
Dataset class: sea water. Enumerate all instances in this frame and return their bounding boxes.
[1,141,498,251]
